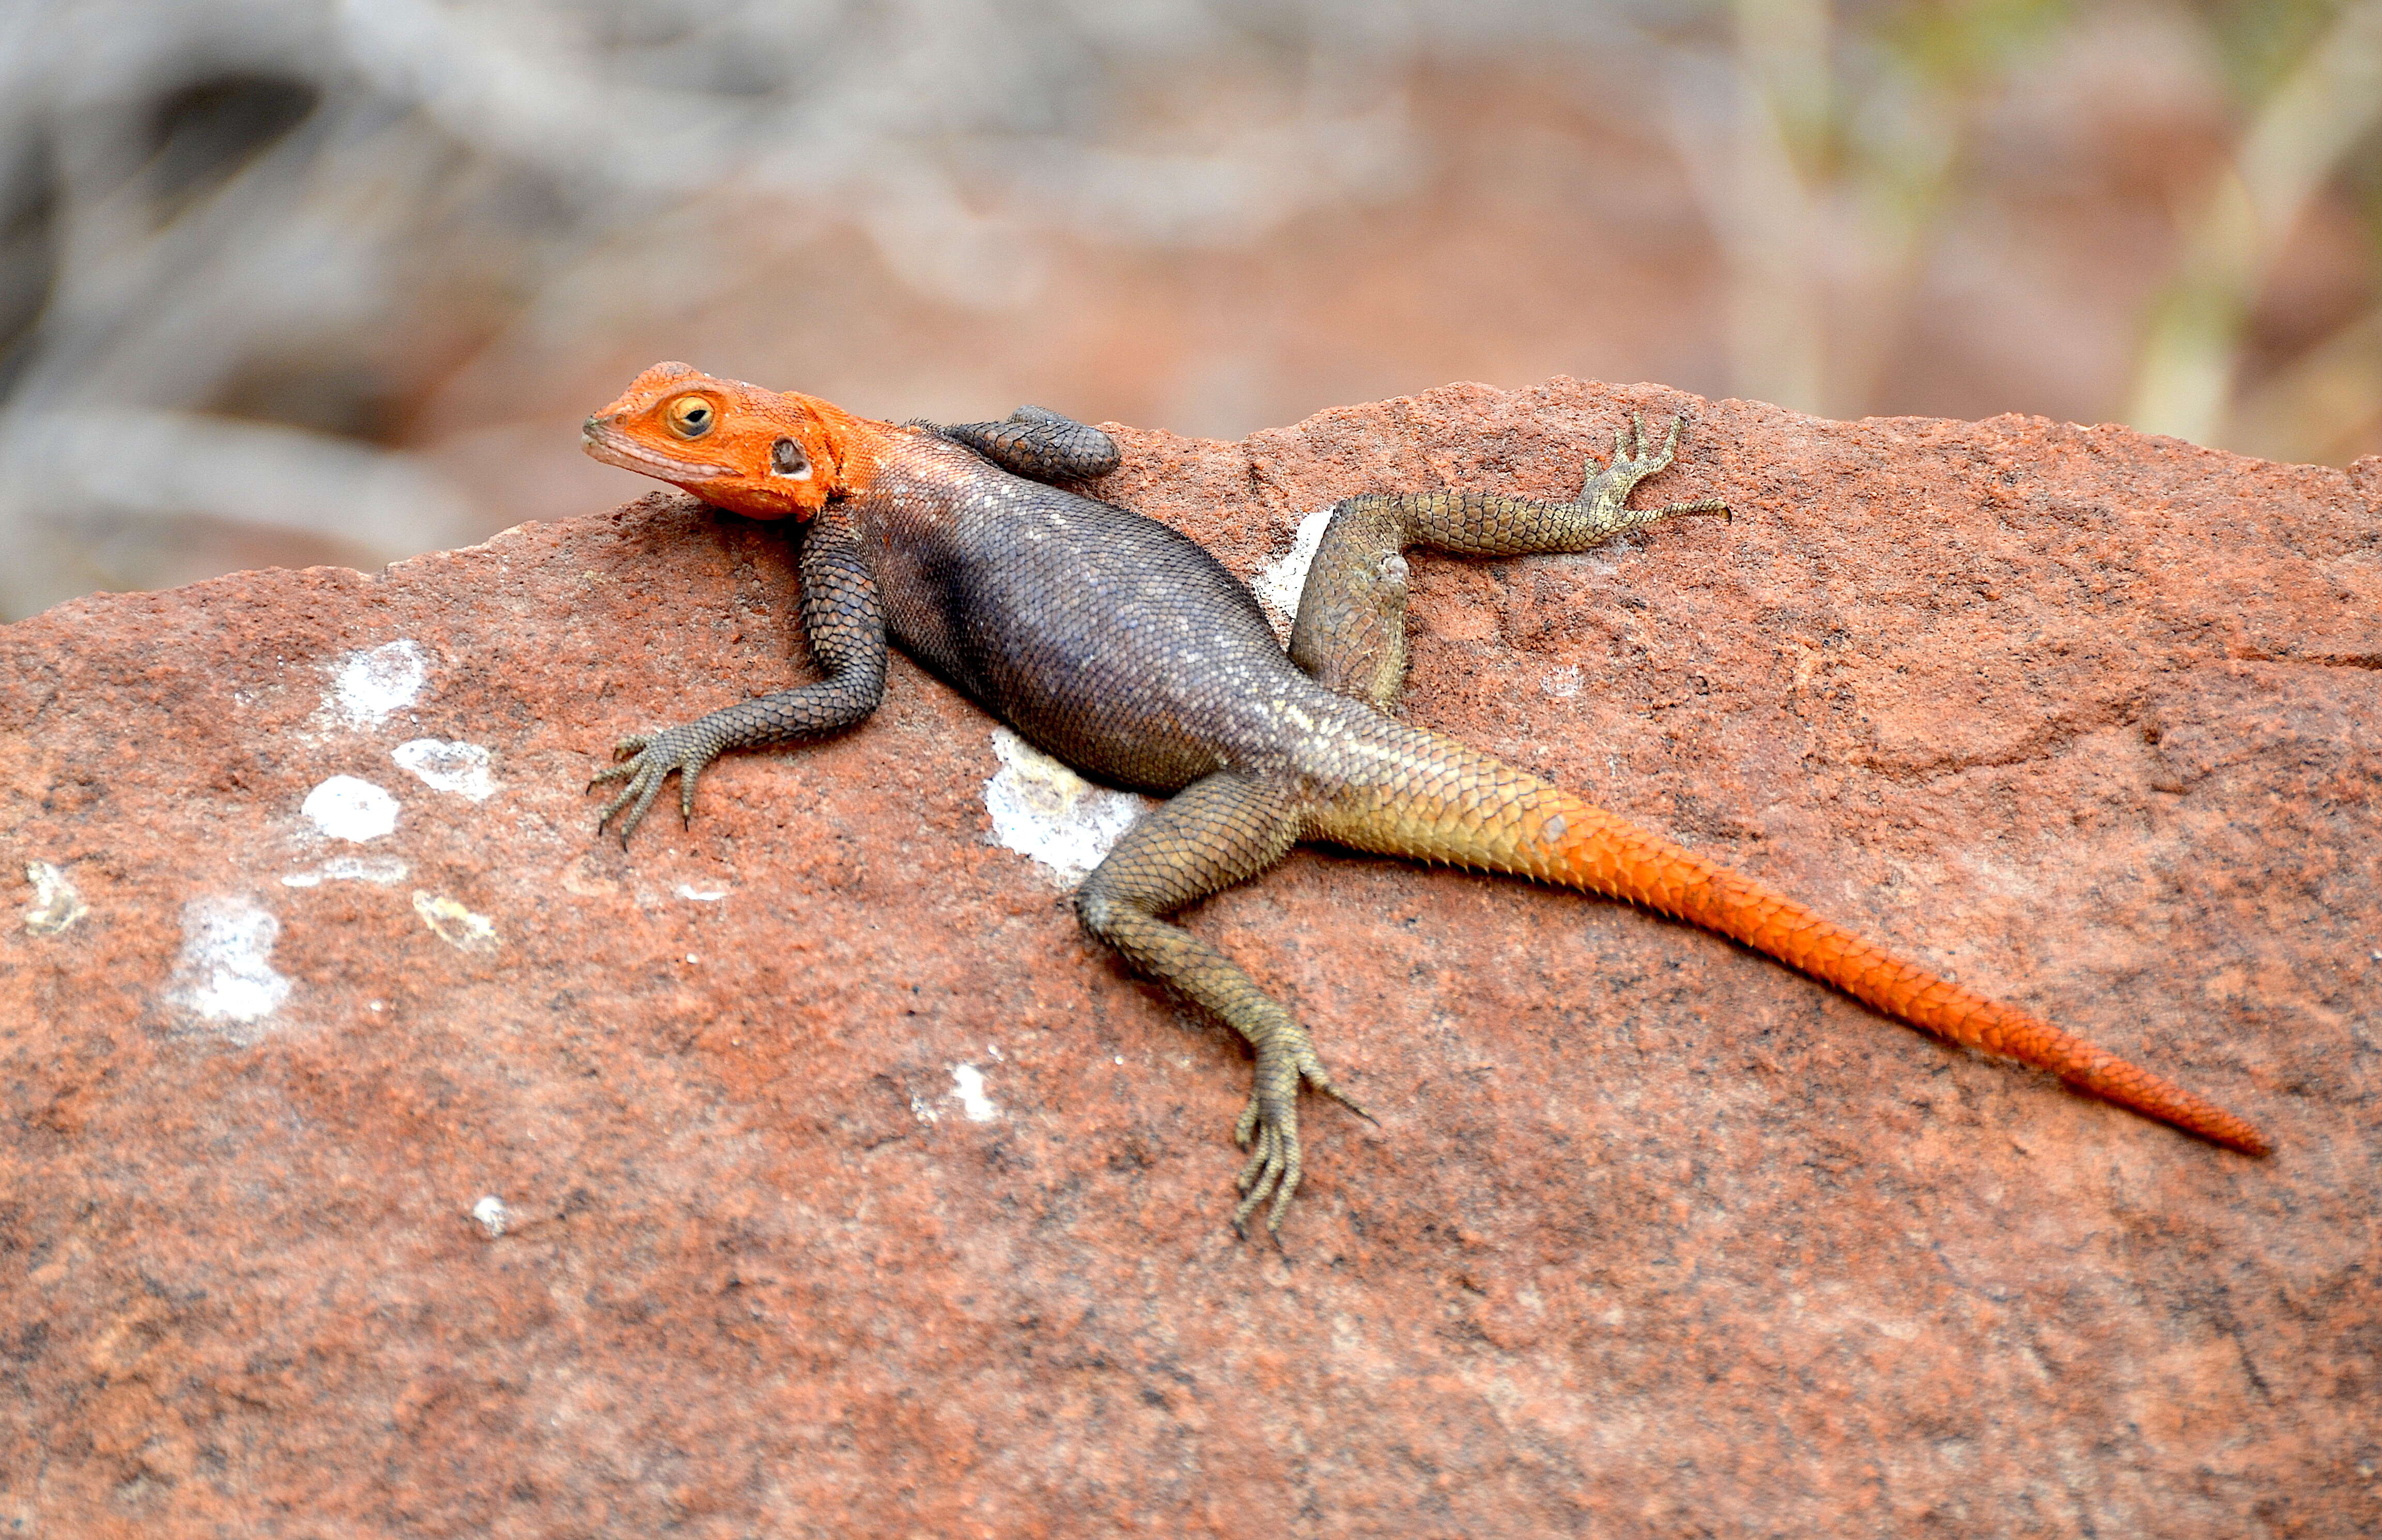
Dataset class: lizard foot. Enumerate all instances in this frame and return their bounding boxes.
[589,722,722,844]
[1228,1040,1371,1236]
[1581,413,1731,525]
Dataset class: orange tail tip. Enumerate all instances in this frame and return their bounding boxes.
[1512,789,2270,1155]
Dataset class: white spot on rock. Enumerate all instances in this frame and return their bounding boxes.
[166,895,290,1038]
[472,1195,510,1238]
[413,891,499,953]
[1251,505,1335,640]
[303,776,399,843]
[909,1095,941,1125]
[329,639,428,726]
[675,883,729,903]
[982,727,1150,886]
[282,857,409,888]
[1542,664,1583,698]
[22,861,88,936]
[950,1063,999,1123]
[393,739,493,801]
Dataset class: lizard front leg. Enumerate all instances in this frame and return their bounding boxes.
[593,504,887,842]
[1290,413,1728,708]
[1074,770,1367,1233]
[931,405,1121,483]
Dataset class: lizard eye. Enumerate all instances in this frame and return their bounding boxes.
[770,437,812,480]
[664,395,716,439]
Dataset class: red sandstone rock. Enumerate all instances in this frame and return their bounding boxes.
[2,380,2376,1537]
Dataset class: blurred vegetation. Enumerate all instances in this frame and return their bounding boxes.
[1,0,2376,619]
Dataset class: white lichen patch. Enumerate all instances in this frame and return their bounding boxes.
[303,776,400,843]
[328,639,429,726]
[982,727,1150,886]
[950,1063,999,1123]
[166,894,291,1039]
[281,857,410,888]
[393,739,493,801]
[1251,505,1335,640]
[471,1195,510,1238]
[1542,664,1583,698]
[22,861,88,936]
[413,891,499,953]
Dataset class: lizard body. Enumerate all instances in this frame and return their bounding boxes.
[582,361,2269,1232]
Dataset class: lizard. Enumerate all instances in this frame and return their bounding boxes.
[578,361,2271,1233]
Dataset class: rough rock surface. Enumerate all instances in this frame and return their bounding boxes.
[3,380,2377,1538]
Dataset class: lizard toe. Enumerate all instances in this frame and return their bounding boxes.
[1295,1050,1371,1124]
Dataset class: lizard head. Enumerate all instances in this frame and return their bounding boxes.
[581,361,875,520]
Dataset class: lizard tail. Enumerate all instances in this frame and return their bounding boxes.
[1316,729,2271,1155]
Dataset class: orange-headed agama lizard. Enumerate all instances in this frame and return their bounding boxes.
[580,361,2270,1232]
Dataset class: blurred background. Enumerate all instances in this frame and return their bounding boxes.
[2,0,2377,619]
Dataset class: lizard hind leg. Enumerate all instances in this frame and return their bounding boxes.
[1287,412,1729,710]
[1074,770,1365,1233]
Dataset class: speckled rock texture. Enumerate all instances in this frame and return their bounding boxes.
[3,381,2377,1538]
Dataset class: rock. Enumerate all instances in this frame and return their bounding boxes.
[2,379,2375,1536]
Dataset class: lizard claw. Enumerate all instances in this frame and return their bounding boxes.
[590,721,720,844]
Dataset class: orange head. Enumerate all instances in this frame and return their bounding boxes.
[580,362,880,520]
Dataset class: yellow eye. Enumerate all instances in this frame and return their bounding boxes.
[665,395,717,439]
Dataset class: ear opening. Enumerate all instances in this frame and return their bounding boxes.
[770,438,813,480]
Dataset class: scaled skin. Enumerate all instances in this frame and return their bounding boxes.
[581,363,2271,1233]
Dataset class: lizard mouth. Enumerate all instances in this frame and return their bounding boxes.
[581,421,737,482]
